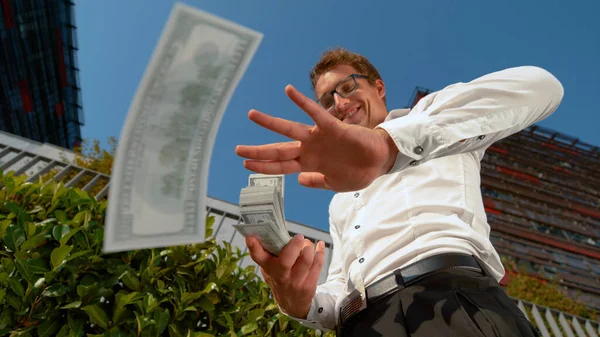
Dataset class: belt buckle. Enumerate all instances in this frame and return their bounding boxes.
[339,289,367,325]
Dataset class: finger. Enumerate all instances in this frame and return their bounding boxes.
[235,141,301,161]
[246,236,275,269]
[243,159,301,175]
[248,109,312,141]
[290,239,315,279]
[305,241,326,287]
[285,85,338,130]
[278,234,308,271]
[298,172,331,190]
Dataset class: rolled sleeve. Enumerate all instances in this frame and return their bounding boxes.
[377,66,564,173]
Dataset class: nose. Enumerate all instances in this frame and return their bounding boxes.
[333,93,351,113]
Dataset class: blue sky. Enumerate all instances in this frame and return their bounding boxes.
[76,0,600,231]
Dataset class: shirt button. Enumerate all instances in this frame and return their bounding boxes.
[318,307,323,313]
[359,258,365,263]
[409,160,419,167]
[413,146,424,155]
[355,225,361,229]
[354,192,360,198]
[478,135,486,140]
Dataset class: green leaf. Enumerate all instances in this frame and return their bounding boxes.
[60,301,82,309]
[65,249,93,262]
[26,222,36,238]
[134,311,153,334]
[82,305,109,330]
[54,210,67,224]
[52,224,71,241]
[0,219,11,237]
[4,202,23,216]
[222,312,234,330]
[113,291,143,324]
[27,258,50,274]
[0,288,5,303]
[168,324,182,337]
[181,291,203,307]
[239,322,258,335]
[198,295,215,314]
[245,309,264,323]
[1,258,14,274]
[50,245,72,270]
[15,258,34,283]
[4,292,20,310]
[55,325,69,337]
[3,225,26,251]
[8,278,24,297]
[37,318,61,337]
[121,271,140,291]
[20,236,48,250]
[154,308,170,335]
[41,284,69,297]
[0,307,13,330]
[67,313,83,337]
[59,227,82,245]
[190,332,215,337]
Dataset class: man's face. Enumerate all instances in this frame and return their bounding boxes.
[314,64,387,129]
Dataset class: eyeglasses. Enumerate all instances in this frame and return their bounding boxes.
[317,74,369,111]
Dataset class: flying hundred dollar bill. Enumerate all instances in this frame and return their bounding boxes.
[104,3,263,253]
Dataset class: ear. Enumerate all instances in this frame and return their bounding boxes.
[375,79,386,101]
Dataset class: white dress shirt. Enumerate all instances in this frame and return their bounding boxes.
[288,66,564,331]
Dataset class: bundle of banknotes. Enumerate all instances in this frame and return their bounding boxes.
[233,174,292,256]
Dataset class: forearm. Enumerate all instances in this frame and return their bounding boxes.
[377,66,564,173]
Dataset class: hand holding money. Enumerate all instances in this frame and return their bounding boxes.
[234,174,291,255]
[246,232,326,320]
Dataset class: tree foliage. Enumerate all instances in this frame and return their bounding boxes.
[0,170,330,336]
[502,257,598,321]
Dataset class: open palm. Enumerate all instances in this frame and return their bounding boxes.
[235,85,395,192]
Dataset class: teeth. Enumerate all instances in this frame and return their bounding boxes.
[343,108,359,121]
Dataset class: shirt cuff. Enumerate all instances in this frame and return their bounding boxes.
[277,296,337,332]
[376,113,446,173]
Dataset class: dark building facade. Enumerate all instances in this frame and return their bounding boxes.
[409,88,600,310]
[0,0,83,149]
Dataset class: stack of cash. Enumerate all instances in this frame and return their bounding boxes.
[234,174,292,256]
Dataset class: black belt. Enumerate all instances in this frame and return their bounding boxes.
[339,253,486,325]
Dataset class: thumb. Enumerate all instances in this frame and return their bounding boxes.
[246,236,273,267]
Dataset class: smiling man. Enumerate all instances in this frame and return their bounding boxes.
[235,48,563,336]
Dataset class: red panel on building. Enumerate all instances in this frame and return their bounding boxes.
[571,205,600,220]
[488,146,509,155]
[541,142,581,156]
[18,80,33,113]
[496,166,540,184]
[55,102,64,117]
[485,207,502,215]
[1,0,14,29]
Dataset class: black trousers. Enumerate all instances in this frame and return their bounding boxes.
[338,269,541,337]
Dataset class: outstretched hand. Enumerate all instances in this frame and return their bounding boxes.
[235,85,398,192]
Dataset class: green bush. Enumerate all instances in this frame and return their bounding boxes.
[0,170,330,337]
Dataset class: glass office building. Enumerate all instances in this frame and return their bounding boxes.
[0,0,83,149]
[410,88,600,310]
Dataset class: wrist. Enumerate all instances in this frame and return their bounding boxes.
[376,128,399,174]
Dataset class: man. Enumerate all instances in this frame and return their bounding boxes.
[235,48,563,336]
